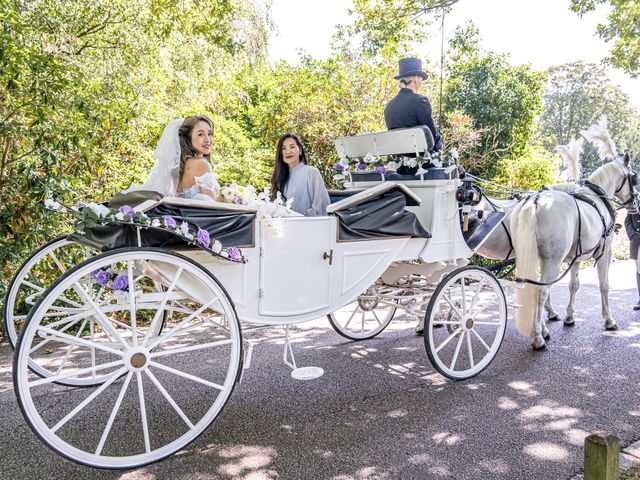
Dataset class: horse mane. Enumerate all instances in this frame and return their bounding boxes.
[587,159,624,193]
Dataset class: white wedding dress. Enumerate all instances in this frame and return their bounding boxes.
[178,172,221,201]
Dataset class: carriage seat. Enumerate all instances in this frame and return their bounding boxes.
[327,182,430,241]
[334,127,435,160]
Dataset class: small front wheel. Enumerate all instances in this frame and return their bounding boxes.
[424,266,506,380]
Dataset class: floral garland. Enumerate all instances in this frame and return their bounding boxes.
[332,148,460,187]
[44,199,244,263]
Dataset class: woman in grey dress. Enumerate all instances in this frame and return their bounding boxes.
[270,133,329,216]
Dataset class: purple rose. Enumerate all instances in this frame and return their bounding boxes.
[334,162,345,172]
[357,162,366,170]
[226,247,242,262]
[93,270,111,286]
[375,166,387,175]
[163,216,177,228]
[196,228,210,248]
[119,205,136,218]
[112,274,129,291]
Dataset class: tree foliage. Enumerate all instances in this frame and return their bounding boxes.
[537,61,640,174]
[570,0,640,77]
[442,23,546,173]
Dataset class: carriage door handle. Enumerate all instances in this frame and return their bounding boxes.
[323,249,333,266]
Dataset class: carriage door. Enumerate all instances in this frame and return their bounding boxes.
[258,217,334,317]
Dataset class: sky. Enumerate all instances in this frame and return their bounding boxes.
[268,0,640,111]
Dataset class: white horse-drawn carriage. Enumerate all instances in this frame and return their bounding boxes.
[7,128,509,468]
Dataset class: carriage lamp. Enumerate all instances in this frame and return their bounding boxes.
[456,180,482,231]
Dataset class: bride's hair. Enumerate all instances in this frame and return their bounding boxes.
[178,115,214,178]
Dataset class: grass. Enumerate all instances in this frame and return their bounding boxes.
[621,464,640,479]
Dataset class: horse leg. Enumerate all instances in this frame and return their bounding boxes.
[544,294,561,322]
[564,263,581,326]
[596,248,617,330]
[532,261,562,349]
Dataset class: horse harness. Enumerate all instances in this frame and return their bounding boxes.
[515,182,618,287]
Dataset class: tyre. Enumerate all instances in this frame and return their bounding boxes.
[328,285,396,340]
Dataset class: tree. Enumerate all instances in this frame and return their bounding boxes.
[570,0,640,77]
[442,23,546,174]
[537,61,640,174]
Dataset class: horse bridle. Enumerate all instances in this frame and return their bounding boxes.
[613,167,639,211]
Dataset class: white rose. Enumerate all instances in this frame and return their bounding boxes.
[211,240,223,254]
[115,212,124,221]
[151,219,161,227]
[385,161,399,171]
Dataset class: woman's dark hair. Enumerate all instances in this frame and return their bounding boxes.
[178,115,214,178]
[270,133,308,200]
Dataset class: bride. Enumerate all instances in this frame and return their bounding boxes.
[128,116,221,201]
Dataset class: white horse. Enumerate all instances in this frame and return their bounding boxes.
[511,154,638,350]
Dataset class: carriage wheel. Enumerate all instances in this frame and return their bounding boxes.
[327,286,396,340]
[424,266,506,380]
[14,247,243,469]
[4,236,96,349]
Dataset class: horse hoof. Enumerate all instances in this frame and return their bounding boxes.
[532,337,546,350]
[548,315,560,322]
[533,342,547,351]
[543,331,551,340]
[605,323,618,331]
[564,318,575,327]
[415,326,424,336]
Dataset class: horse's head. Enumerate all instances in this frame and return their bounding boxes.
[614,153,639,213]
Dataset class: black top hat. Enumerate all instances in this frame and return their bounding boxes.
[394,58,428,80]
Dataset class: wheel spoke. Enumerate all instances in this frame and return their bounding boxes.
[128,261,139,347]
[468,277,486,313]
[343,306,360,330]
[29,316,86,354]
[150,361,223,390]
[442,295,464,320]
[48,250,68,274]
[150,339,233,358]
[147,296,222,350]
[35,326,126,358]
[143,267,183,346]
[460,276,466,316]
[466,330,474,369]
[136,372,151,453]
[54,319,89,374]
[145,369,195,429]
[50,367,127,433]
[95,372,133,455]
[449,331,465,371]
[72,281,128,347]
[434,327,462,354]
[470,328,492,352]
[472,321,502,326]
[371,309,382,326]
[21,280,45,292]
[29,359,125,387]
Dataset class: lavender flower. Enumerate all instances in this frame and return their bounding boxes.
[118,205,136,218]
[75,201,86,208]
[196,228,210,249]
[226,247,242,262]
[163,216,177,228]
[334,162,345,172]
[112,274,129,291]
[93,270,111,286]
[375,166,387,175]
[357,162,367,170]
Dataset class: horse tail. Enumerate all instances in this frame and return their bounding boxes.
[511,199,540,337]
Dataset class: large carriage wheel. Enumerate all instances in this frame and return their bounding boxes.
[14,248,243,469]
[424,266,506,380]
[4,236,96,349]
[328,286,397,340]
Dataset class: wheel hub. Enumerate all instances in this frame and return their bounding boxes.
[126,348,150,371]
[465,318,474,329]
